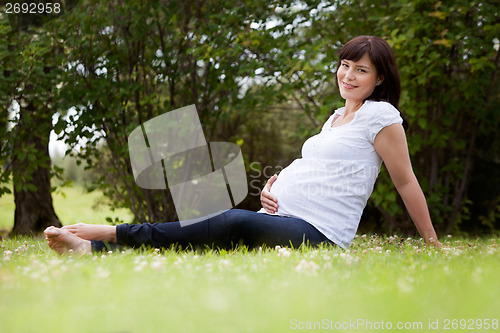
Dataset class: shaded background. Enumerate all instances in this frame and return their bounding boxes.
[1,0,499,236]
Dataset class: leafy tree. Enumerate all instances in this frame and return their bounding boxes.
[382,0,500,234]
[0,13,65,235]
[237,0,500,234]
[1,0,498,236]
[55,0,304,224]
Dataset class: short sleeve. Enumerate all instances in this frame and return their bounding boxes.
[366,102,403,144]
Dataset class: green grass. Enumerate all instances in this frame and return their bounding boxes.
[1,188,499,332]
[1,236,499,333]
[0,185,133,230]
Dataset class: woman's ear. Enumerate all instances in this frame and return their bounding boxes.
[376,75,384,86]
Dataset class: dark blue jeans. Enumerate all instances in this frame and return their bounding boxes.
[91,209,333,252]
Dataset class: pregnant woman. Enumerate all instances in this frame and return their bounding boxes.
[45,36,442,254]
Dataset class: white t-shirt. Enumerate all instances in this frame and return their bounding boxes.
[258,100,403,248]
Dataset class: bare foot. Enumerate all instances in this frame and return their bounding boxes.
[62,223,117,243]
[44,227,92,255]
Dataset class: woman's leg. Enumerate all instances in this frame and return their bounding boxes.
[46,209,333,254]
[110,209,331,250]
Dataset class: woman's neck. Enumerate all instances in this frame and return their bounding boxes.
[344,99,365,115]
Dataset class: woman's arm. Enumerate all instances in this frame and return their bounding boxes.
[374,123,442,247]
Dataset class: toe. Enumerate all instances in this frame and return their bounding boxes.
[44,227,61,237]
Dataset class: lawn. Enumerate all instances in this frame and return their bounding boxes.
[1,235,499,332]
[0,185,134,230]
[1,188,499,332]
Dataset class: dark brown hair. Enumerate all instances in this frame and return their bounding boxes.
[336,36,408,129]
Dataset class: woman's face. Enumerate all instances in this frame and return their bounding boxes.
[337,53,381,103]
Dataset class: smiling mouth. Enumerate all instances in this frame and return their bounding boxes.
[342,82,358,89]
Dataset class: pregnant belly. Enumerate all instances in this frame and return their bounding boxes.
[270,158,375,205]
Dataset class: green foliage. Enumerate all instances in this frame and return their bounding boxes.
[0,0,499,234]
[278,0,500,234]
[0,7,67,222]
[383,0,500,233]
[51,0,312,223]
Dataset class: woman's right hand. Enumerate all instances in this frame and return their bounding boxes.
[260,174,279,214]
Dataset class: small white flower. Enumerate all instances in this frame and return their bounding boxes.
[277,248,291,258]
[134,255,145,264]
[150,260,164,270]
[96,267,110,279]
[219,259,231,267]
[49,259,62,267]
[134,262,147,272]
[3,250,12,261]
[294,259,319,273]
[173,258,183,268]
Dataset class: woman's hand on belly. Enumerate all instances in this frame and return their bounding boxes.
[260,174,279,213]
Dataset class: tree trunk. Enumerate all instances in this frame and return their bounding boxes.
[10,101,62,236]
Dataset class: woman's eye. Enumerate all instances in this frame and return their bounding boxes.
[341,63,349,68]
